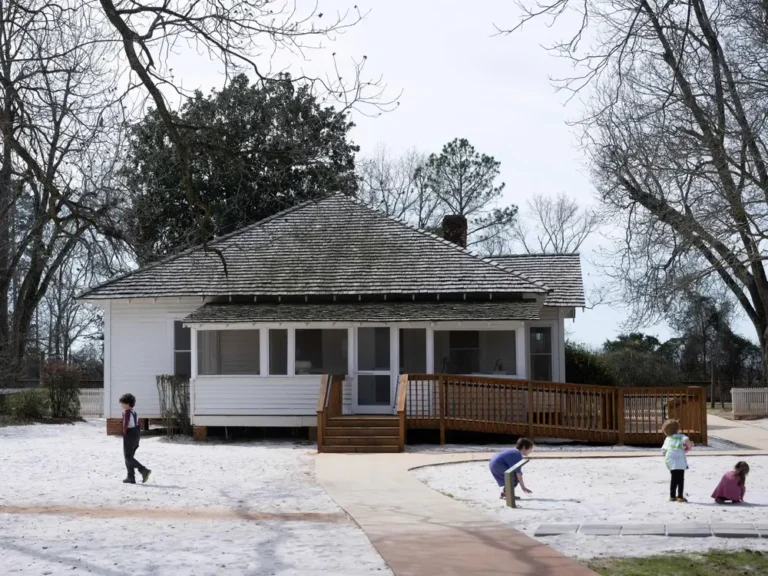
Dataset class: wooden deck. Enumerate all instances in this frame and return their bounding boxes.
[317,374,708,453]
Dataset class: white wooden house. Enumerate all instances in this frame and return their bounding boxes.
[80,195,585,444]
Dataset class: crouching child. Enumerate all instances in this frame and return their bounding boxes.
[489,438,534,500]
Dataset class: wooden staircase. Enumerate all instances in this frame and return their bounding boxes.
[317,375,407,453]
[322,416,401,453]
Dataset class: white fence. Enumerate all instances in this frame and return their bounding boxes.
[79,389,104,417]
[732,388,768,419]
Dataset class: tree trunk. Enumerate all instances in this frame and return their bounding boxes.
[0,138,12,386]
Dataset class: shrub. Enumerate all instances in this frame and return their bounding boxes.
[565,341,615,386]
[602,348,683,387]
[8,389,50,420]
[156,374,190,436]
[43,361,82,419]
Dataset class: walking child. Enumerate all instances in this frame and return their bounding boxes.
[712,461,750,504]
[661,419,692,502]
[119,393,152,484]
[489,438,534,500]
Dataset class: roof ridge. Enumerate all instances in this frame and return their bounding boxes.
[78,195,336,299]
[338,195,550,293]
[493,252,581,258]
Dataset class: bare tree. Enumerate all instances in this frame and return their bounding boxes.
[501,0,768,380]
[357,145,439,228]
[359,139,517,252]
[40,250,104,364]
[0,2,126,383]
[513,193,601,254]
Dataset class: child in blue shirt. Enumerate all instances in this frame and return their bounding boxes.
[489,438,534,500]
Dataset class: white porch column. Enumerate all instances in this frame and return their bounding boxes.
[516,324,527,379]
[287,328,296,376]
[557,310,567,383]
[103,301,112,418]
[190,327,198,423]
[426,326,435,373]
[347,327,355,415]
[390,326,399,409]
[259,328,269,376]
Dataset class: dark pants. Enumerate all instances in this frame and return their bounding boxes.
[670,469,685,499]
[123,429,147,479]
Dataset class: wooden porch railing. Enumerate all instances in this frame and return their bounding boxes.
[316,374,344,453]
[403,374,708,446]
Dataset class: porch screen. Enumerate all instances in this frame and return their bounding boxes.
[197,330,260,375]
[399,329,426,373]
[433,330,516,375]
[295,329,347,375]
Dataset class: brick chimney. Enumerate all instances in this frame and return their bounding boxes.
[442,215,468,248]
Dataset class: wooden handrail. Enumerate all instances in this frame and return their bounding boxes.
[316,375,330,453]
[402,374,708,446]
[396,374,408,452]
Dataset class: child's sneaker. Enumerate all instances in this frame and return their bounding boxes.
[676,497,688,503]
[141,469,152,484]
[123,477,136,484]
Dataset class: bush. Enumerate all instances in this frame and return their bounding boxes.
[156,374,190,436]
[565,341,615,386]
[8,389,50,420]
[43,361,82,419]
[602,348,683,387]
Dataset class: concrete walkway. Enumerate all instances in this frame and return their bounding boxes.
[707,414,768,450]
[316,452,599,576]
[316,416,768,576]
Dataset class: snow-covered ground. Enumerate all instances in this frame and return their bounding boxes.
[0,420,391,575]
[406,434,744,453]
[413,454,768,559]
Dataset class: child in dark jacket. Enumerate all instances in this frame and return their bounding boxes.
[119,393,152,484]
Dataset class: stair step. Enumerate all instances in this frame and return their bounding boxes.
[325,427,399,437]
[321,445,401,453]
[323,436,401,446]
[326,417,398,427]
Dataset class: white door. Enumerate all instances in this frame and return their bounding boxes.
[353,327,394,414]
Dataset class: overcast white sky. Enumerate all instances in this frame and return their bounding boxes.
[164,0,754,348]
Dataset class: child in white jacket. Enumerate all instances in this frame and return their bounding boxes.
[662,419,693,502]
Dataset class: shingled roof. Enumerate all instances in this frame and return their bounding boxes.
[184,301,542,324]
[81,195,549,300]
[492,254,585,308]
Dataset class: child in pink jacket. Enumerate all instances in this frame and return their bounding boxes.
[712,461,750,504]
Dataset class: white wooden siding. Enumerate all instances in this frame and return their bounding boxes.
[194,375,352,416]
[109,298,201,418]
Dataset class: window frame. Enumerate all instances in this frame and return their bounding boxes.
[172,319,192,378]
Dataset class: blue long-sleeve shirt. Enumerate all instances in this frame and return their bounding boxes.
[490,448,524,474]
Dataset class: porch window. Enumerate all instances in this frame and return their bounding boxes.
[173,321,191,378]
[399,328,426,373]
[197,330,260,375]
[529,326,552,381]
[269,329,288,375]
[295,329,348,375]
[434,330,516,375]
